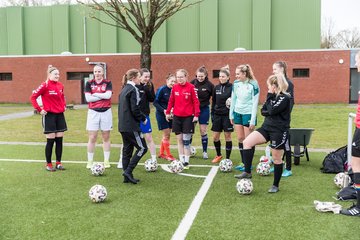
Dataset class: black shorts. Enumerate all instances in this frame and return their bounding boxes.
[172,115,194,135]
[211,114,234,132]
[257,127,288,150]
[352,127,360,157]
[42,112,67,134]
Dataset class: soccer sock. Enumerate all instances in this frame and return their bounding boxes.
[273,163,284,187]
[87,152,94,162]
[225,141,232,159]
[214,140,221,156]
[55,137,63,163]
[159,141,165,156]
[163,140,172,156]
[151,155,157,161]
[238,142,244,164]
[179,155,185,163]
[285,150,292,171]
[104,151,110,161]
[184,155,190,164]
[243,149,254,173]
[354,173,360,208]
[201,134,208,153]
[45,138,55,164]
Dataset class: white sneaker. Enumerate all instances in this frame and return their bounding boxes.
[202,152,208,159]
[117,160,123,169]
[86,161,93,169]
[104,160,111,168]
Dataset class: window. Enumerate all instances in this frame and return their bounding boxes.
[212,70,220,78]
[0,73,12,81]
[293,68,309,78]
[67,72,92,80]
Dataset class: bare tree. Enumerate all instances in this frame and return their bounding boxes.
[321,17,337,49]
[2,0,73,6]
[77,0,202,70]
[335,28,360,48]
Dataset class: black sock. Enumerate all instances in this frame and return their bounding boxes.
[225,141,232,159]
[273,163,284,187]
[285,150,292,171]
[354,173,360,208]
[243,149,254,173]
[55,137,63,163]
[45,138,55,164]
[201,134,208,153]
[214,140,221,156]
[238,142,244,163]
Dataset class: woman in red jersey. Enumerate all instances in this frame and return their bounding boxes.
[30,65,67,172]
[166,69,200,169]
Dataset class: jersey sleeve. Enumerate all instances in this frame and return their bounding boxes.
[30,82,46,112]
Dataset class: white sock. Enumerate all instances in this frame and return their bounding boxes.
[151,155,157,161]
[184,155,190,163]
[104,151,110,162]
[179,155,185,163]
[87,152,94,162]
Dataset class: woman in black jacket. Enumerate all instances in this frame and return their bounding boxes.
[235,74,291,193]
[118,69,148,184]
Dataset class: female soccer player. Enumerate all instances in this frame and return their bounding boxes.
[229,64,259,170]
[137,68,157,162]
[165,69,200,169]
[235,74,291,193]
[30,65,67,171]
[154,74,176,161]
[190,66,214,159]
[341,50,360,216]
[84,64,113,169]
[118,69,148,184]
[211,66,233,164]
[272,61,295,177]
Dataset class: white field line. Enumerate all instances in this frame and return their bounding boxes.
[171,166,219,240]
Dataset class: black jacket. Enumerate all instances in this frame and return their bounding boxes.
[285,77,295,111]
[261,92,291,132]
[137,82,155,115]
[211,81,232,116]
[190,77,214,108]
[118,82,146,132]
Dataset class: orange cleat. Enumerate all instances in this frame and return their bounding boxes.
[158,154,167,159]
[211,155,222,163]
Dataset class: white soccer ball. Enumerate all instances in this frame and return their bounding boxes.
[91,163,105,176]
[225,97,231,109]
[236,179,253,195]
[219,159,233,172]
[89,184,107,203]
[190,146,197,157]
[256,162,271,176]
[168,160,184,173]
[259,155,272,164]
[144,159,158,172]
[334,172,351,189]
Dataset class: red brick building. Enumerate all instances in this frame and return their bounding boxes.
[0,50,355,104]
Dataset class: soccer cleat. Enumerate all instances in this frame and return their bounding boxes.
[55,163,65,170]
[202,152,208,159]
[165,154,176,161]
[282,169,292,177]
[234,172,252,179]
[340,205,360,216]
[122,172,138,184]
[270,167,274,173]
[158,153,167,159]
[104,160,111,168]
[183,162,190,170]
[86,161,93,169]
[268,185,279,193]
[234,164,253,171]
[211,155,222,163]
[46,164,56,172]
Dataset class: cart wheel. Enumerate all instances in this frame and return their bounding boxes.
[294,156,300,165]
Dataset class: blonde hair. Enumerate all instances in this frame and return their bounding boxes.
[47,65,58,76]
[219,64,230,77]
[176,69,188,77]
[236,64,255,80]
[122,68,140,87]
[267,74,289,96]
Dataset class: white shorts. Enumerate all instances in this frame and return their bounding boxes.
[86,109,113,131]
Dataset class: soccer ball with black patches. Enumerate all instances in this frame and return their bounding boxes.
[168,160,184,173]
[256,162,271,176]
[91,163,105,176]
[236,179,253,195]
[334,172,351,189]
[219,159,233,172]
[144,159,158,172]
[225,97,231,109]
[190,146,197,157]
[89,184,107,203]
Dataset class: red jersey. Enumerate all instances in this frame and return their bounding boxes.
[30,80,66,113]
[166,82,200,117]
[84,79,112,110]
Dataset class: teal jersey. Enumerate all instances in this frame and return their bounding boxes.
[229,79,260,126]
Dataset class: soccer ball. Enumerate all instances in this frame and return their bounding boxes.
[190,146,197,157]
[225,97,231,109]
[236,179,253,195]
[168,160,184,173]
[219,159,233,172]
[334,172,351,189]
[88,184,107,203]
[256,162,271,176]
[144,159,158,172]
[91,163,105,176]
[259,155,272,164]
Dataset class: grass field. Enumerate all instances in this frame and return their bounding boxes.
[0,104,358,239]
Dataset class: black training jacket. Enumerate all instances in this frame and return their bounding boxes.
[137,82,155,115]
[211,81,232,116]
[190,77,214,108]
